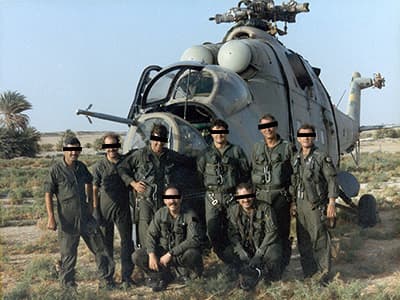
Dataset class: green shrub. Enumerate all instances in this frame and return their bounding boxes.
[0,127,41,159]
[3,281,30,300]
[56,129,77,151]
[93,137,103,151]
[8,190,22,205]
[40,143,54,152]
[24,256,57,282]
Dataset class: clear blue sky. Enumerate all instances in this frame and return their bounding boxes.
[1,0,399,132]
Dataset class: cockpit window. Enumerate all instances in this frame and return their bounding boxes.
[146,71,179,105]
[126,118,173,150]
[173,70,213,100]
[175,118,208,157]
[143,65,213,107]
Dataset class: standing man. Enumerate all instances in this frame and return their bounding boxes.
[251,114,294,269]
[197,119,250,262]
[291,124,338,283]
[92,133,135,288]
[118,123,194,247]
[44,137,114,289]
[132,186,203,292]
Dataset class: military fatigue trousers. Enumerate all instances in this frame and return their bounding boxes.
[132,248,203,281]
[58,218,114,287]
[136,198,160,248]
[222,244,282,281]
[270,193,292,269]
[296,198,331,278]
[205,191,232,261]
[257,190,292,269]
[100,205,134,282]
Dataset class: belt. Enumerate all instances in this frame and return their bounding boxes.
[206,186,235,194]
[206,191,234,207]
[258,184,288,191]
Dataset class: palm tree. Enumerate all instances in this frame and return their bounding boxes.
[0,90,32,131]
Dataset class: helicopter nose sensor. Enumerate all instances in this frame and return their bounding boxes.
[217,40,252,73]
[180,45,215,64]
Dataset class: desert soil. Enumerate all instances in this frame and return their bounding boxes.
[0,135,398,298]
[1,208,400,298]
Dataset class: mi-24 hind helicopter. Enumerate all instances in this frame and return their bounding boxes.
[77,0,386,227]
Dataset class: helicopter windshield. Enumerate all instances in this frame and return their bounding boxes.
[140,63,252,119]
[143,64,214,107]
[173,69,214,100]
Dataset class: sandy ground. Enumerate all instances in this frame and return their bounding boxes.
[360,138,400,153]
[1,208,400,298]
[0,136,398,297]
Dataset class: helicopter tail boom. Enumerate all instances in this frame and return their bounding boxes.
[346,72,385,125]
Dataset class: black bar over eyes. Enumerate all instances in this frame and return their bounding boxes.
[210,129,229,134]
[297,132,316,137]
[63,146,82,151]
[258,121,278,129]
[102,143,121,149]
[150,135,168,143]
[235,193,256,200]
[162,195,181,199]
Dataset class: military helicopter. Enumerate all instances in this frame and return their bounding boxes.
[77,0,385,226]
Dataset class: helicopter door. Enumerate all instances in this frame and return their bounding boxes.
[127,65,162,120]
[123,112,208,157]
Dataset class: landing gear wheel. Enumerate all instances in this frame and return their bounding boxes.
[358,194,377,228]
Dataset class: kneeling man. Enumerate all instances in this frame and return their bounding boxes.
[224,182,282,290]
[133,185,203,292]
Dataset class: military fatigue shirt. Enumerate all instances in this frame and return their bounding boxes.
[251,138,293,191]
[146,207,202,256]
[227,201,279,257]
[93,156,130,216]
[292,146,339,206]
[118,145,194,206]
[197,142,250,192]
[44,159,93,233]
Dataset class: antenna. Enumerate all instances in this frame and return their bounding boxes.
[336,89,346,107]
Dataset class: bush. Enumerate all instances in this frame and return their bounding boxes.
[8,190,23,205]
[93,137,103,151]
[40,143,54,152]
[56,129,77,151]
[23,256,57,281]
[374,128,400,139]
[4,281,30,300]
[384,128,400,138]
[0,127,40,159]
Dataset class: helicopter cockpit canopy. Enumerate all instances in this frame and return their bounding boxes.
[123,112,208,157]
[138,62,252,118]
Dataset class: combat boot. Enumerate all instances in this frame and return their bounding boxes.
[239,266,262,290]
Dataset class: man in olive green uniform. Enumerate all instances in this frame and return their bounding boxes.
[224,183,282,290]
[118,123,194,247]
[251,114,294,269]
[197,119,250,261]
[93,133,135,287]
[133,186,203,292]
[291,124,337,282]
[44,137,114,289]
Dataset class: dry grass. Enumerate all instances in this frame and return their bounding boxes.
[1,140,400,299]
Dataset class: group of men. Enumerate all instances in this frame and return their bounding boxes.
[44,114,338,292]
